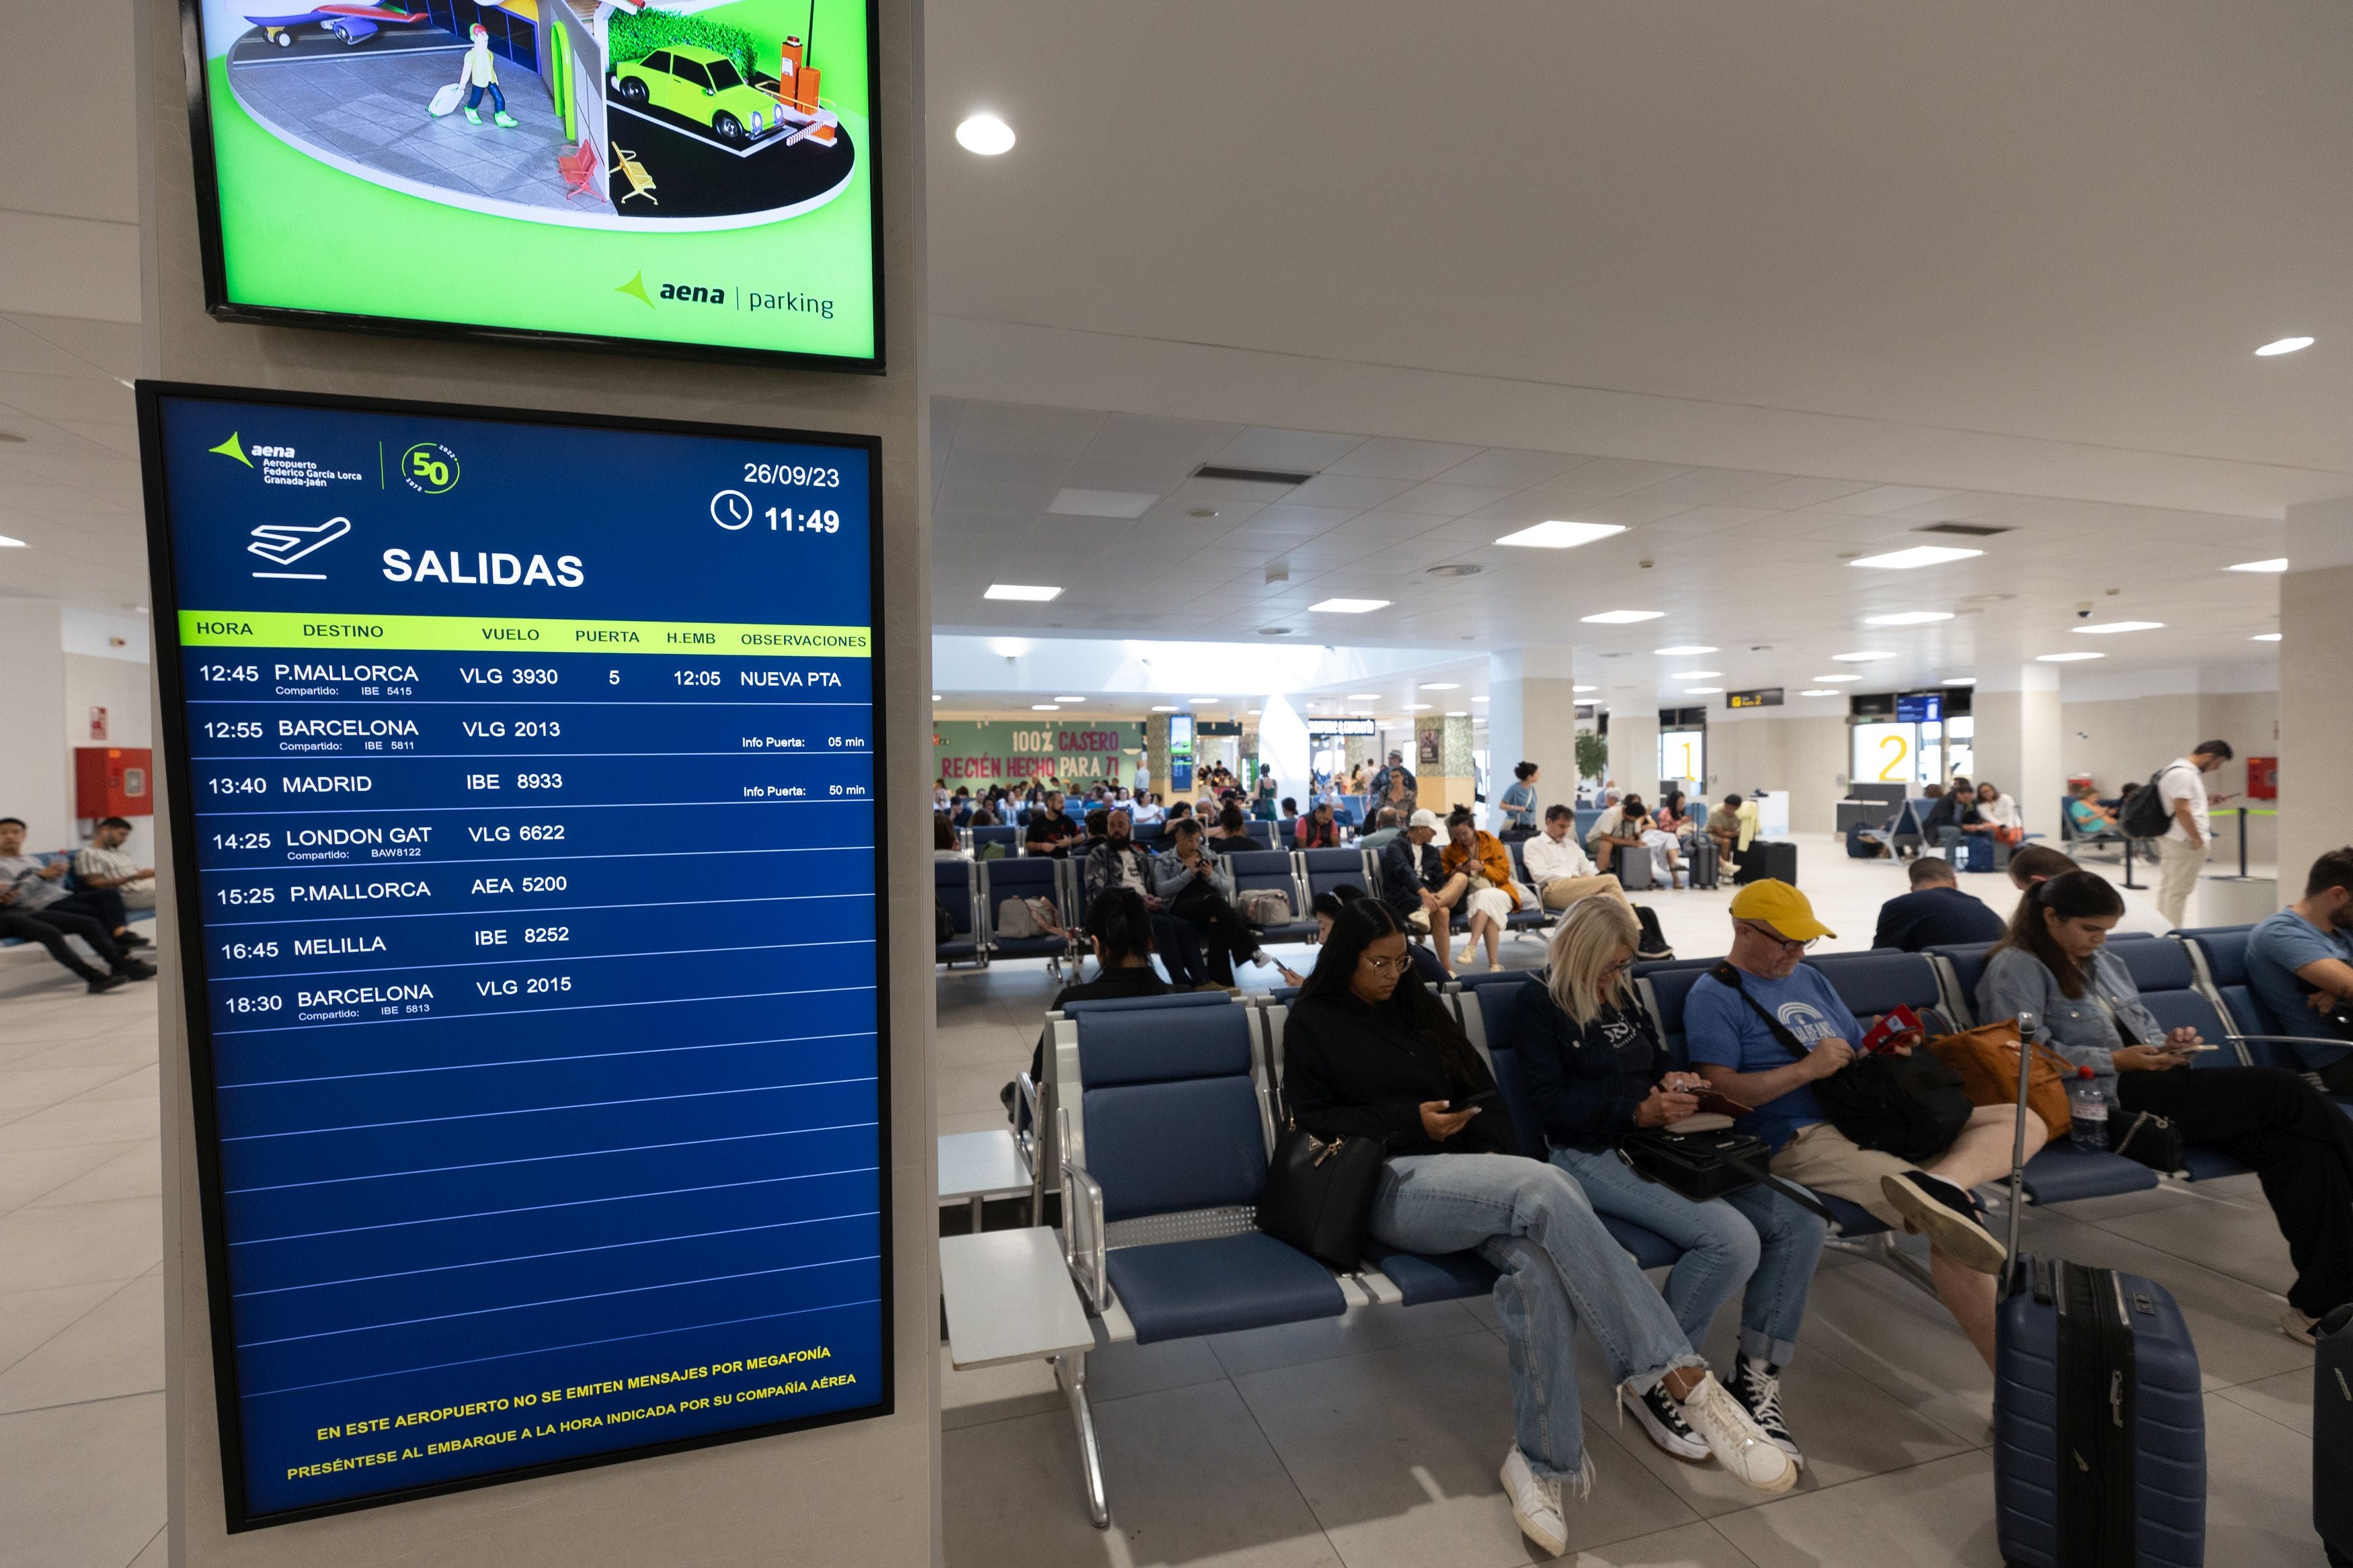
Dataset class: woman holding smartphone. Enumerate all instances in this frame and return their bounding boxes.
[1979,870,2353,1344]
[1283,901,1793,1557]
[1507,898,1828,1469]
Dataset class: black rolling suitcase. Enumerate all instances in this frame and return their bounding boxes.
[2321,1304,2353,1567]
[1684,834,1719,889]
[1991,1007,2206,1568]
[1733,839,1796,886]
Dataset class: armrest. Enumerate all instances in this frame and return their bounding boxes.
[1060,1157,1109,1314]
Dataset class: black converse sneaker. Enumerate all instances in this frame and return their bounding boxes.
[1726,1354,1802,1468]
[1618,1380,1708,1462]
[1880,1168,2007,1274]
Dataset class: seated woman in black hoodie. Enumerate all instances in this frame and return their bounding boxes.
[1006,889,1171,1120]
[1281,903,1792,1557]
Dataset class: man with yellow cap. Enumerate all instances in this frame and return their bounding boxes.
[1683,880,2046,1372]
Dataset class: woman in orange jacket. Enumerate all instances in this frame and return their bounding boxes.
[1441,809,1522,971]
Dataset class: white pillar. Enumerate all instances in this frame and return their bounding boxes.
[2280,497,2353,890]
[0,603,70,845]
[1972,664,2065,840]
[1486,645,1583,817]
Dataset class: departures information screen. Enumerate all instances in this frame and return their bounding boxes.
[138,385,890,1528]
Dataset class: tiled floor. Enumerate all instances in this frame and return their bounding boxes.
[0,835,2318,1566]
[934,837,2327,1567]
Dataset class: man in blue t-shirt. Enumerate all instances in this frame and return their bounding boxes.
[2245,849,2353,1094]
[1686,880,2048,1371]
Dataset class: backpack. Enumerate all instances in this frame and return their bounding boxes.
[934,898,956,944]
[2117,765,2183,839]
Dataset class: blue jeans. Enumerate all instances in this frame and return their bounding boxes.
[1548,1146,1827,1367]
[467,82,506,114]
[1371,1153,1701,1483]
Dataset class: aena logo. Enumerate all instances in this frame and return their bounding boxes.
[210,433,252,468]
[248,517,351,580]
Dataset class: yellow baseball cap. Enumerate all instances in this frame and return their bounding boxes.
[1727,878,1836,942]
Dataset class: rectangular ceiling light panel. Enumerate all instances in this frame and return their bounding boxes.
[1494,520,1627,549]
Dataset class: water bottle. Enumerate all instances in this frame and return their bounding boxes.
[2069,1066,2109,1152]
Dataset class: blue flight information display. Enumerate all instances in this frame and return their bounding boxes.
[137,385,891,1528]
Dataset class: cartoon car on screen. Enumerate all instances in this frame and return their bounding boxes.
[245,2,429,46]
[610,44,790,147]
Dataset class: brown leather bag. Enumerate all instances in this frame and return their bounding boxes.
[1927,1020,2071,1140]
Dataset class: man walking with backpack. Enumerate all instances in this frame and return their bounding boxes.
[2124,741,2233,927]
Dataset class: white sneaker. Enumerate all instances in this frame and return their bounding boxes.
[1677,1373,1798,1493]
[1500,1446,1588,1557]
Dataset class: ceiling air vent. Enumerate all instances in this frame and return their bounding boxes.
[1193,464,1316,487]
[1911,522,2015,538]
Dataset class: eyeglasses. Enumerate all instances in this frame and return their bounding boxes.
[1599,958,1634,979]
[1736,919,1817,953]
[1360,953,1411,975]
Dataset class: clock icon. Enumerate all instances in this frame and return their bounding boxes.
[711,489,754,531]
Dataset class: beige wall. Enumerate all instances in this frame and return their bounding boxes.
[136,0,940,1559]
[2281,564,2353,891]
[1704,712,1847,834]
[2061,690,2278,864]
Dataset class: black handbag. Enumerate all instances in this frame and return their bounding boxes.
[2106,1109,2184,1171]
[1710,964,1975,1162]
[1258,1120,1386,1271]
[1616,1125,1837,1221]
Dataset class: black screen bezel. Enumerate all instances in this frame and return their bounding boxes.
[137,379,896,1531]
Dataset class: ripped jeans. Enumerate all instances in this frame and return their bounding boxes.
[1371,1153,1701,1483]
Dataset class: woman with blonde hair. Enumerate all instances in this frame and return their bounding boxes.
[1504,898,1829,1470]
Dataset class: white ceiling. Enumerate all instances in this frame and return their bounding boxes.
[0,315,146,609]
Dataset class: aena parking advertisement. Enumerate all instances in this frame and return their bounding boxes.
[184,0,879,366]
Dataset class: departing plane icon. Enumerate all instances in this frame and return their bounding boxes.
[248,517,351,578]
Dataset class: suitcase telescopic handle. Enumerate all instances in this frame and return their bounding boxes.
[2002,1011,2037,1297]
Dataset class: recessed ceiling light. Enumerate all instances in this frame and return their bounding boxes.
[955,113,1015,155]
[1812,673,1862,682]
[1445,710,1470,716]
[1653,645,1718,656]
[1030,704,1060,711]
[2036,651,2105,662]
[1257,626,1294,636]
[1572,684,1597,692]
[1832,651,1896,662]
[1310,597,1390,614]
[1049,489,1158,518]
[1427,563,1483,577]
[1188,507,1221,519]
[988,637,1033,657]
[1404,703,1432,711]
[1054,696,1084,702]
[2251,632,2283,642]
[1864,611,1955,626]
[1246,708,1262,714]
[1151,705,1181,712]
[2254,336,2315,356]
[1420,682,1460,691]
[1346,692,1380,701]
[930,694,943,702]
[1849,545,1985,570]
[1187,696,1218,704]
[985,583,1061,602]
[1668,670,1722,679]
[1798,689,1841,697]
[2071,620,2163,634]
[1941,677,1977,687]
[1682,687,1723,695]
[0,534,25,548]
[1472,696,1488,702]
[2227,559,2288,573]
[1494,520,1627,550]
[1962,593,2015,603]
[1581,610,1665,624]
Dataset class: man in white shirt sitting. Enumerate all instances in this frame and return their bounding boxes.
[1526,804,1630,911]
[73,818,154,911]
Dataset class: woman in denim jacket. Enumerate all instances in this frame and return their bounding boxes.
[1977,870,2353,1344]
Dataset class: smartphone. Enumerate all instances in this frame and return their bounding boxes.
[2166,1044,2221,1054]
[1449,1090,1500,1111]
[1858,1005,1923,1055]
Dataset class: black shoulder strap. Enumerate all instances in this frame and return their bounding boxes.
[1708,962,1810,1063]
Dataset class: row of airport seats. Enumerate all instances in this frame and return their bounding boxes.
[990,925,2339,1521]
[938,840,1565,970]
[0,852,156,949]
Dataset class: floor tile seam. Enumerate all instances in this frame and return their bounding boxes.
[2061,1223,2295,1305]
[53,1063,161,1109]
[2206,1382,2315,1438]
[3,1141,149,1215]
[0,1385,164,1421]
[0,1269,155,1380]
[1206,1347,1359,1568]
[1777,1315,1993,1448]
[1208,1319,1499,1385]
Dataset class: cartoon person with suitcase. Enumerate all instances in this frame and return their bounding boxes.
[436,24,517,127]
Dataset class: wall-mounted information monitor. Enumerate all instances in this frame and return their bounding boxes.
[181,0,881,368]
[138,384,889,1528]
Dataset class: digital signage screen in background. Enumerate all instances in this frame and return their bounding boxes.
[137,385,890,1527]
[182,0,880,367]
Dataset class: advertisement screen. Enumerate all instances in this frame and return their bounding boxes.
[139,384,889,1527]
[184,0,879,367]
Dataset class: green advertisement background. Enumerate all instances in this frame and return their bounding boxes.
[933,720,1147,787]
[201,0,875,363]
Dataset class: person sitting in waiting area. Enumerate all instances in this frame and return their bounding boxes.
[0,817,154,990]
[1440,808,1521,972]
[1357,807,1406,853]
[1150,817,1265,987]
[74,818,155,912]
[1920,778,1981,856]
[1511,897,1828,1471]
[2065,781,2118,839]
[1282,901,1795,1555]
[1981,870,2353,1344]
[1707,794,1747,869]
[1871,856,2005,952]
[1970,782,2024,852]
[1129,792,1164,827]
[1687,880,2046,1371]
[1380,809,1474,975]
[1587,793,1648,876]
[1023,790,1082,858]
[2244,848,2353,1097]
[1497,761,1541,839]
[1524,804,1625,911]
[1635,809,1689,889]
[1274,884,1447,989]
[933,813,969,860]
[1207,802,1259,851]
[1295,798,1343,850]
[1085,809,1209,987]
[0,817,151,956]
[1009,888,1176,1120]
[2005,843,2078,891]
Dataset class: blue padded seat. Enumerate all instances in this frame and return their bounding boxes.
[934,860,980,962]
[2016,1140,2157,1202]
[1362,1240,1499,1305]
[1927,943,1998,1022]
[982,858,1072,959]
[1104,1233,1348,1342]
[2176,1145,2251,1181]
[1814,1192,1888,1238]
[1300,847,1371,903]
[1084,1079,1266,1221]
[1223,850,1318,942]
[1810,950,1945,1022]
[2173,926,2267,1039]
[968,824,1020,856]
[1074,999,1254,1087]
[2105,936,2198,994]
